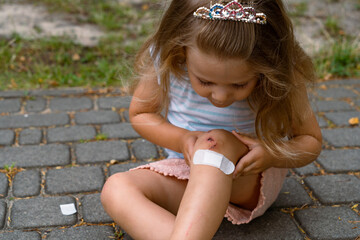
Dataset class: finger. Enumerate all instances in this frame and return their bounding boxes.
[231,131,257,146]
[233,154,253,178]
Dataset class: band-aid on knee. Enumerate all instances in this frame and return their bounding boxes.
[193,149,235,175]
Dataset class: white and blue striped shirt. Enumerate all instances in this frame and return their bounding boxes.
[165,75,256,159]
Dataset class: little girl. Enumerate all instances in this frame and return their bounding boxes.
[101,0,322,239]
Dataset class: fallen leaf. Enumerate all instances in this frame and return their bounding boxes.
[349,117,359,126]
[72,53,80,61]
[319,84,327,90]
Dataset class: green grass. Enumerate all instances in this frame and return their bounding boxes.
[314,37,360,79]
[0,0,158,90]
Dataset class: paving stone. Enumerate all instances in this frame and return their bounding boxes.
[0,200,6,229]
[49,97,92,111]
[81,193,113,223]
[0,99,21,113]
[13,170,41,197]
[47,125,96,143]
[0,129,15,145]
[101,123,140,139]
[109,161,149,176]
[311,100,354,112]
[0,144,70,168]
[318,149,360,172]
[47,225,114,240]
[75,110,120,124]
[213,210,303,239]
[123,110,130,122]
[28,88,86,97]
[317,87,358,99]
[295,206,360,240]
[355,99,360,107]
[46,166,104,194]
[25,97,46,112]
[19,128,42,145]
[322,128,360,147]
[293,162,320,176]
[76,141,130,164]
[0,113,69,129]
[131,139,159,160]
[316,115,328,128]
[271,178,313,208]
[0,173,8,198]
[98,96,132,109]
[0,231,41,240]
[324,111,360,126]
[320,79,360,86]
[304,174,360,204]
[10,196,77,228]
[0,90,28,98]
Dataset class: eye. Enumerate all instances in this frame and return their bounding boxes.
[198,79,213,87]
[232,82,248,89]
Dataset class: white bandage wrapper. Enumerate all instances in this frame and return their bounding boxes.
[193,149,235,175]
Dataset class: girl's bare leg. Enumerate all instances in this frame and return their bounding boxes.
[170,129,256,240]
[101,169,187,240]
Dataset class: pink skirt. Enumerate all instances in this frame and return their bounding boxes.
[131,158,288,225]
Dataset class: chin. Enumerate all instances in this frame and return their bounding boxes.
[210,101,232,108]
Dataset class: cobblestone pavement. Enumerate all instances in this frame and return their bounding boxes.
[0,80,359,239]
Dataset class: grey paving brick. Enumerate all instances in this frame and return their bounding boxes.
[0,99,21,113]
[0,200,6,229]
[76,141,130,164]
[293,162,320,176]
[0,144,70,168]
[109,161,149,176]
[355,99,360,107]
[320,79,360,86]
[46,166,104,194]
[295,206,360,240]
[0,90,28,98]
[10,196,77,229]
[272,178,313,208]
[0,173,8,198]
[311,100,354,112]
[316,115,328,128]
[47,225,114,240]
[81,193,112,223]
[318,149,360,172]
[0,129,15,145]
[25,97,46,112]
[75,110,120,124]
[29,88,86,97]
[50,97,92,111]
[47,125,96,143]
[213,210,303,240]
[317,87,358,99]
[19,128,42,145]
[322,128,360,147]
[304,174,360,204]
[0,113,69,129]
[0,231,41,240]
[131,139,159,160]
[98,96,132,109]
[101,123,140,139]
[324,111,360,126]
[13,170,41,197]
[123,110,130,122]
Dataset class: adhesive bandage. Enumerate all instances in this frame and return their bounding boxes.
[193,149,235,175]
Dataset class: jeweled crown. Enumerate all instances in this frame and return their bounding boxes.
[193,0,267,24]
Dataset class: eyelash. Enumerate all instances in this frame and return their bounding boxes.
[198,79,248,89]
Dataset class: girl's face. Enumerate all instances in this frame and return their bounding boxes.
[186,47,258,108]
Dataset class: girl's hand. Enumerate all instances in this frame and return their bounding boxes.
[231,131,274,178]
[180,131,204,166]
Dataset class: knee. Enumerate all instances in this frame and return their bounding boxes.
[194,129,248,164]
[101,172,130,208]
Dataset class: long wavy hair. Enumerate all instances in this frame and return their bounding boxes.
[132,0,316,160]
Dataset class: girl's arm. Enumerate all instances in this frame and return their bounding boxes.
[129,66,202,160]
[233,84,322,177]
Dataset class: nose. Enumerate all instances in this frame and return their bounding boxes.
[211,87,229,103]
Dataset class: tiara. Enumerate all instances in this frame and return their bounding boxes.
[193,0,267,24]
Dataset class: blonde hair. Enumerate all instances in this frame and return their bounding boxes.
[132,0,316,160]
